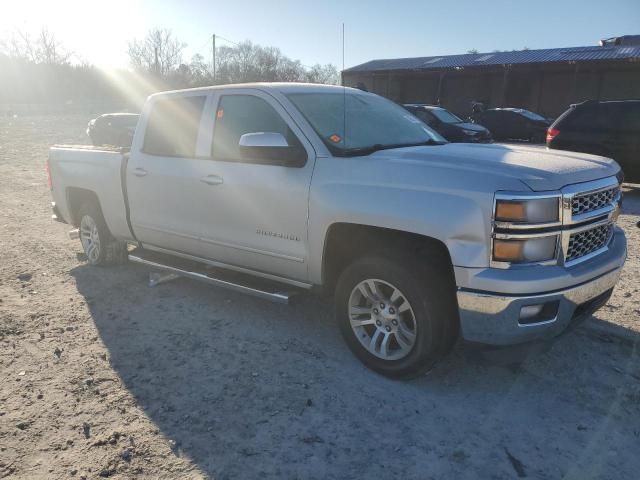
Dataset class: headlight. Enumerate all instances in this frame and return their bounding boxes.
[493,235,558,263]
[495,197,559,224]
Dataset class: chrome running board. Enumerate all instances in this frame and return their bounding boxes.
[128,253,296,304]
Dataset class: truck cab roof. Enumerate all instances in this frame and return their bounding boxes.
[151,82,361,99]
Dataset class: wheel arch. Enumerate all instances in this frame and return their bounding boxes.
[66,187,102,227]
[321,222,454,296]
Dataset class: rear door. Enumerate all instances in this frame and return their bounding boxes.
[127,93,212,256]
[195,89,316,281]
[506,112,528,139]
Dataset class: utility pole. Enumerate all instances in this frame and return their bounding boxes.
[212,34,216,84]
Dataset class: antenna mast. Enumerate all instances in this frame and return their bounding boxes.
[212,34,216,84]
[342,23,346,146]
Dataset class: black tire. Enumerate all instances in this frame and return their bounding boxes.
[77,202,127,266]
[335,250,459,378]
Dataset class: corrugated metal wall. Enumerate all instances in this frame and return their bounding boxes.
[344,64,640,119]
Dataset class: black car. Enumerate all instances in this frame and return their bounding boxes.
[471,108,550,143]
[404,104,492,143]
[547,100,640,183]
[86,113,140,147]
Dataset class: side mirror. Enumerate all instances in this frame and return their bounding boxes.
[239,132,289,148]
[238,132,306,167]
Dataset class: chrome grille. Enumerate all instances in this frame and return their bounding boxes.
[566,224,612,262]
[572,186,619,217]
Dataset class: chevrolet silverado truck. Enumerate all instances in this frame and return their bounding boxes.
[48,84,627,377]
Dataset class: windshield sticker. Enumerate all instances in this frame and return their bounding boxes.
[329,134,342,143]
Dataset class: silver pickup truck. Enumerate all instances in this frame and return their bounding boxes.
[48,83,627,377]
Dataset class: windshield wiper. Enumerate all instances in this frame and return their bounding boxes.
[339,139,446,157]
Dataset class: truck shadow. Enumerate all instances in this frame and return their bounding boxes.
[70,259,640,479]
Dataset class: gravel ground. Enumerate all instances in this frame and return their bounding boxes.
[1,114,639,480]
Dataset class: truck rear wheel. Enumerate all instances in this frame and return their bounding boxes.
[77,203,127,266]
[335,251,458,378]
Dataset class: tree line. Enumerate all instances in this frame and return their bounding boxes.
[0,28,339,113]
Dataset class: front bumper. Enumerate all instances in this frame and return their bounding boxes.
[456,228,626,346]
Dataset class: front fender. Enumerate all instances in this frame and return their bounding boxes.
[307,154,520,284]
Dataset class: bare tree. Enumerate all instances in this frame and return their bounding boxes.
[187,54,211,86]
[304,64,339,85]
[0,28,71,64]
[128,28,186,77]
[214,40,338,85]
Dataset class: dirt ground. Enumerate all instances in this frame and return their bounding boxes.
[0,114,639,480]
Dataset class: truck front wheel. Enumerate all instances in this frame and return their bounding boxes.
[77,203,127,266]
[335,252,458,378]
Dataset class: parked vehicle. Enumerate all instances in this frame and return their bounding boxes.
[86,113,140,147]
[547,100,640,183]
[48,84,626,377]
[403,104,492,143]
[471,108,550,142]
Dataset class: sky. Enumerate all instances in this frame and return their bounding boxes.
[1,0,639,69]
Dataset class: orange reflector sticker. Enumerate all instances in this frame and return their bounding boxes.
[216,109,224,119]
[329,134,342,143]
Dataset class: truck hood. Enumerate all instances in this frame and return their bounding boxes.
[375,143,620,191]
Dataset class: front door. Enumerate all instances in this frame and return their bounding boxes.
[195,90,316,281]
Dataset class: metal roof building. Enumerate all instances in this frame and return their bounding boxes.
[342,37,640,118]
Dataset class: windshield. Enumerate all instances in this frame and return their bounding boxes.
[516,109,547,121]
[430,108,463,124]
[287,92,446,155]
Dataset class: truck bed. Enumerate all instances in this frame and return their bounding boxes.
[48,144,134,241]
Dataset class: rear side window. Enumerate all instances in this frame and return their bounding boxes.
[414,110,437,127]
[565,103,622,130]
[562,105,599,129]
[212,95,300,162]
[478,111,496,122]
[143,96,206,157]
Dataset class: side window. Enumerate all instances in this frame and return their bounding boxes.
[143,95,206,157]
[564,107,596,130]
[510,112,526,125]
[212,95,302,162]
[415,110,436,127]
[478,111,494,125]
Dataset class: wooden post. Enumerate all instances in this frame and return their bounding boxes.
[570,62,580,104]
[500,66,511,106]
[436,72,445,105]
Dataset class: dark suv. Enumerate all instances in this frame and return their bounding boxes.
[86,113,140,147]
[403,104,492,143]
[471,108,550,143]
[547,100,640,183]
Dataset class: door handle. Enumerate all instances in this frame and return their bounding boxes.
[200,175,224,186]
[132,168,148,177]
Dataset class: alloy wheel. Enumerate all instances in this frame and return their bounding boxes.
[348,278,417,360]
[80,215,101,263]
